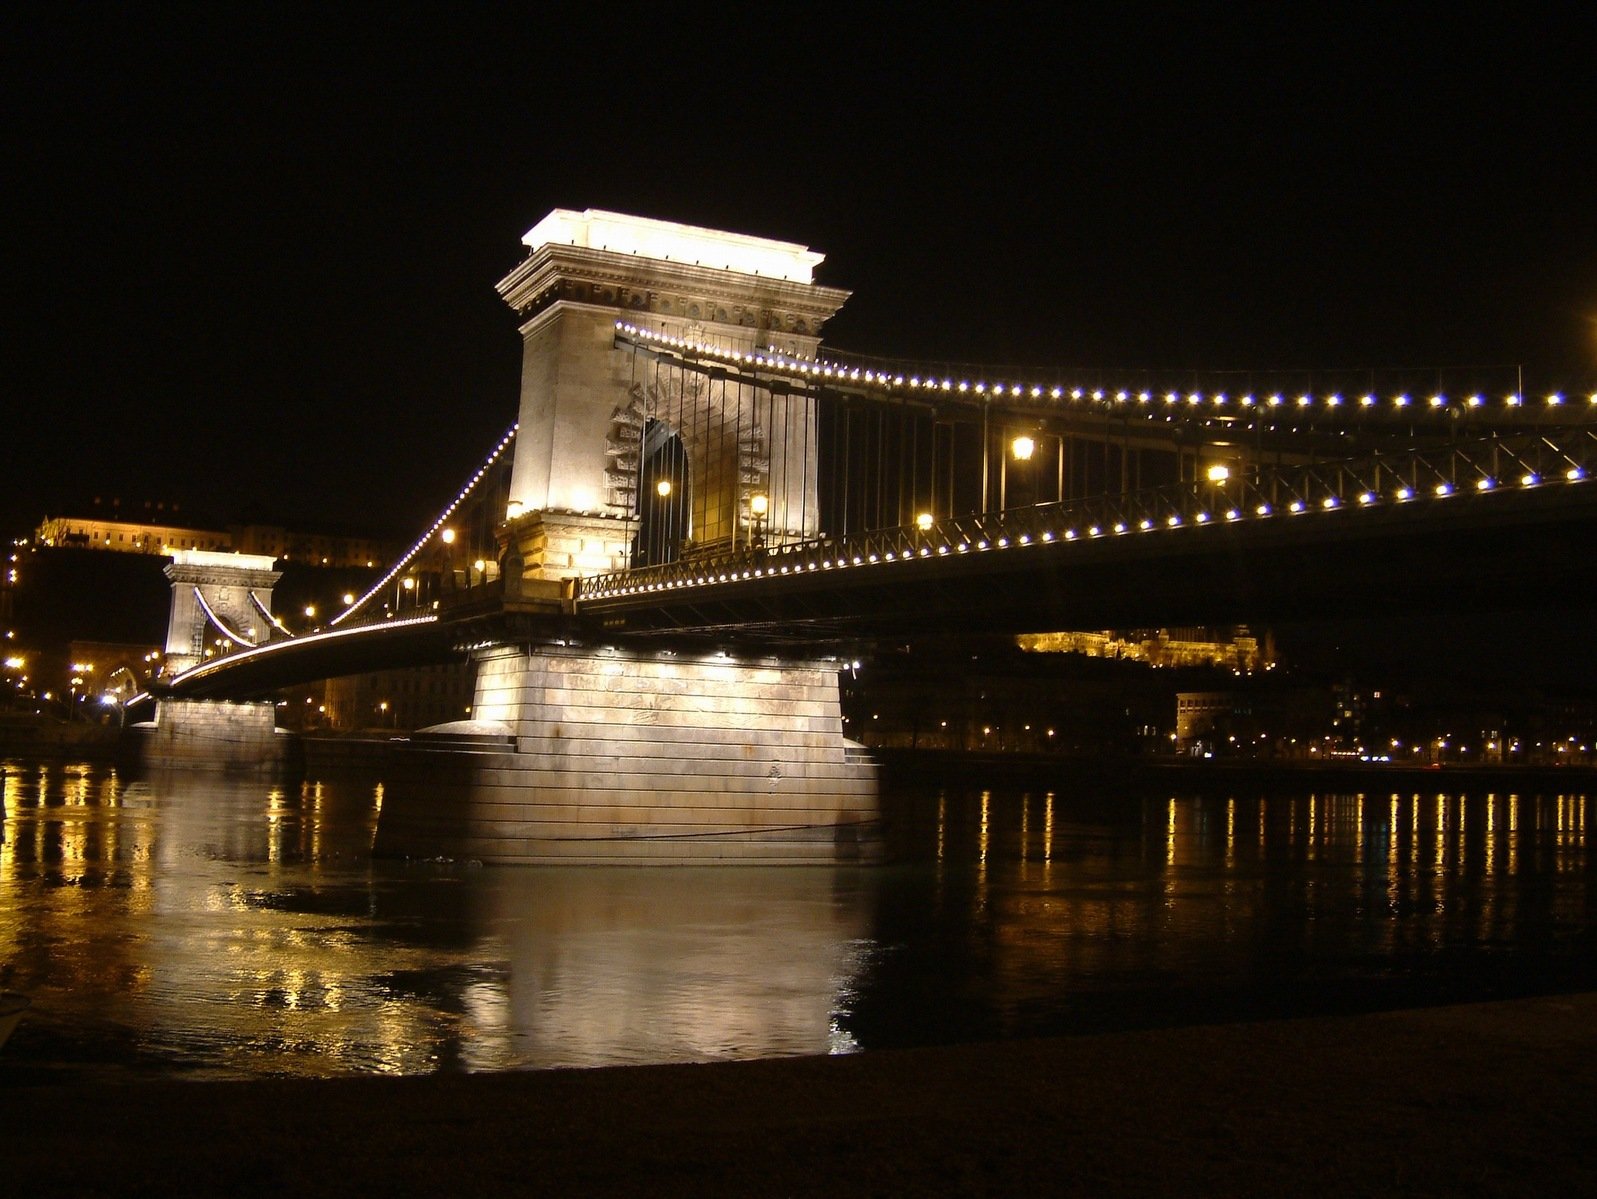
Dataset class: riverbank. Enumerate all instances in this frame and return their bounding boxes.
[4,992,1594,1196]
[873,746,1597,794]
[294,735,1597,799]
[0,715,120,758]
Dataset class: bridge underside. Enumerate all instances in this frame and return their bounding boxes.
[157,481,1597,699]
[580,487,1597,640]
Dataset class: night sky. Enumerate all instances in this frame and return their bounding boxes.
[8,8,1594,550]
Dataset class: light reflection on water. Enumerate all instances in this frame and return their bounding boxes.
[0,759,1592,1083]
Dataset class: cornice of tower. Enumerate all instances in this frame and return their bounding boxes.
[497,237,850,341]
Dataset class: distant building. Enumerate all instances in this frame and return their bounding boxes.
[1017,626,1269,673]
[67,639,163,704]
[37,514,229,554]
[228,525,393,569]
[1175,686,1334,757]
[35,515,396,568]
[322,664,476,732]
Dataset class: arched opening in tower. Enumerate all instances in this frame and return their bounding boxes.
[633,419,690,567]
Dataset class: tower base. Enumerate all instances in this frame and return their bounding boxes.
[145,699,293,775]
[374,644,880,865]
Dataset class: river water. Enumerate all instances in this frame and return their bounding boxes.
[1,757,1592,1083]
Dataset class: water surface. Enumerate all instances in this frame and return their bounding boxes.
[1,758,1591,1083]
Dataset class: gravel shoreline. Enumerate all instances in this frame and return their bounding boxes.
[5,993,1595,1196]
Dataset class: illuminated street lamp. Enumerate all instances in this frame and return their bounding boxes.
[1000,434,1038,509]
[916,512,934,532]
[1206,464,1231,483]
[749,493,769,549]
[100,692,126,728]
[437,527,459,595]
[655,478,673,498]
[68,663,93,719]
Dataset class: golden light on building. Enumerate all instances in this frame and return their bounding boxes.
[1010,435,1035,461]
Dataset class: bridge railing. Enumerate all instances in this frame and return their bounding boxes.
[576,428,1595,602]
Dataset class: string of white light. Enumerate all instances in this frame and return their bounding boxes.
[251,591,293,638]
[169,614,441,686]
[330,424,519,627]
[615,322,1596,422]
[191,585,258,647]
[580,459,1590,600]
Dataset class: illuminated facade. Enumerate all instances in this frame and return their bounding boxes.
[35,516,393,568]
[37,515,229,554]
[1018,627,1267,672]
[495,208,848,580]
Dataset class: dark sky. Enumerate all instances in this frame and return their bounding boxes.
[6,6,1595,542]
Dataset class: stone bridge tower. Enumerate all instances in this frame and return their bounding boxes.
[494,209,850,585]
[150,549,285,774]
[372,212,879,866]
[162,549,282,674]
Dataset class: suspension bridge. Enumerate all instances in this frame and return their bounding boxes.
[138,209,1597,863]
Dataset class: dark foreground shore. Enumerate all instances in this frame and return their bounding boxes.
[5,994,1596,1197]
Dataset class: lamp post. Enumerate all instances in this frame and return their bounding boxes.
[99,693,126,728]
[1001,434,1035,509]
[749,493,769,551]
[644,478,674,565]
[439,527,456,595]
[69,661,94,721]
